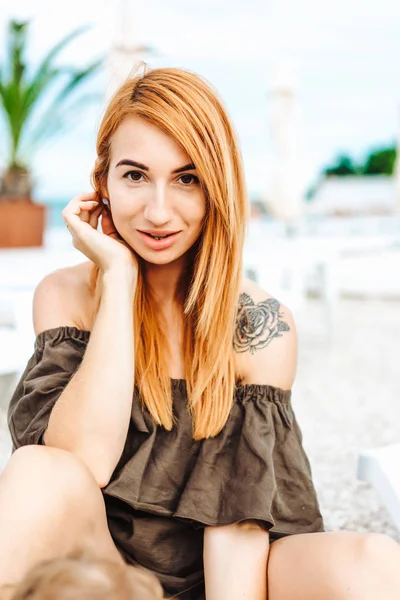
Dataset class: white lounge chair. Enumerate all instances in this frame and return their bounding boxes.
[0,289,35,376]
[243,249,309,316]
[357,443,400,531]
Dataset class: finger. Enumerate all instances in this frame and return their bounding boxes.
[88,204,103,229]
[64,193,97,213]
[101,209,119,238]
[80,209,90,224]
[63,200,99,231]
[74,192,98,203]
[63,198,98,218]
[76,200,99,223]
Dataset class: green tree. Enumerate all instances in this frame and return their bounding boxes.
[0,20,102,197]
[324,154,359,176]
[361,146,396,175]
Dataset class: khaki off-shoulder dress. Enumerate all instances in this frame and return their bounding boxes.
[7,326,324,599]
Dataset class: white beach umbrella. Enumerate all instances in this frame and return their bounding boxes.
[265,61,304,228]
[105,0,154,100]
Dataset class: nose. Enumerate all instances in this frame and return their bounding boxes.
[143,182,172,226]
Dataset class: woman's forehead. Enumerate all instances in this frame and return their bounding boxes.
[109,116,191,169]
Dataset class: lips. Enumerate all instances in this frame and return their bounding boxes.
[139,229,179,237]
[141,232,175,240]
[137,230,181,251]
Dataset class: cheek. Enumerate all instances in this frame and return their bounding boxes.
[107,180,140,217]
[185,193,206,223]
[107,176,125,201]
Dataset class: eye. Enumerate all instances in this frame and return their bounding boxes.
[123,170,144,182]
[178,174,199,185]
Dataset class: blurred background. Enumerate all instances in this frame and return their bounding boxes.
[0,0,400,540]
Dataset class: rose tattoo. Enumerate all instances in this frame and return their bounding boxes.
[233,292,290,354]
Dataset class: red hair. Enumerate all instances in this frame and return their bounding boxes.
[90,67,249,439]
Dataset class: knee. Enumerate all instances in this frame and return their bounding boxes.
[354,532,399,568]
[325,531,400,593]
[2,445,98,502]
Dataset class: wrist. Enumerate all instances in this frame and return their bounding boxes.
[103,264,137,289]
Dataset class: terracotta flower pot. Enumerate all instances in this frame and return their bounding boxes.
[0,199,47,248]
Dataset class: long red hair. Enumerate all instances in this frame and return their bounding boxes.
[90,67,249,439]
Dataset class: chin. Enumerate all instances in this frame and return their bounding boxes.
[135,248,187,266]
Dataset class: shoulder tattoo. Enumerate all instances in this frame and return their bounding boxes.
[233,292,291,354]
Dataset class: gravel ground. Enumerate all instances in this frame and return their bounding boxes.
[0,297,399,540]
[293,298,400,541]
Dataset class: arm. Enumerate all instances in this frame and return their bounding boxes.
[33,264,136,488]
[233,287,298,390]
[204,283,297,599]
[204,522,270,600]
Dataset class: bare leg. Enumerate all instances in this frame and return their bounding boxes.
[0,445,123,585]
[267,530,400,599]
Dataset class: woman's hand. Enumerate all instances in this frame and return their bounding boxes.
[62,193,138,276]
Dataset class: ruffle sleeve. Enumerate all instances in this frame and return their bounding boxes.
[103,380,324,538]
[173,383,324,536]
[7,326,89,449]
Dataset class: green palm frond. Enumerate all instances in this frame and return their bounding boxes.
[23,25,91,113]
[50,59,103,109]
[0,19,102,170]
[26,91,101,151]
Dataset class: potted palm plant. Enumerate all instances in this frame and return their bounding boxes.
[0,20,102,248]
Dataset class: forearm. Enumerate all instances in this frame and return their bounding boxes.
[204,523,269,600]
[44,266,136,486]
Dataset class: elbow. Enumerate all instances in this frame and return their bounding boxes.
[65,457,112,489]
[97,478,110,490]
[43,435,116,489]
[84,445,119,489]
[81,457,115,490]
[74,459,113,490]
[69,436,120,489]
[97,472,112,489]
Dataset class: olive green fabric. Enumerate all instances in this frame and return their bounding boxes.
[7,326,324,599]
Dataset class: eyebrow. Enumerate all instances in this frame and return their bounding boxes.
[115,159,196,174]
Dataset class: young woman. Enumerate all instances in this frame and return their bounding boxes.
[3,67,400,599]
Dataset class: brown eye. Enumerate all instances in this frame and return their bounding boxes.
[124,171,144,182]
[179,174,199,185]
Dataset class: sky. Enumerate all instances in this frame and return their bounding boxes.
[0,0,400,201]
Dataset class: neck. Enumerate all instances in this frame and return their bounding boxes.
[143,257,188,310]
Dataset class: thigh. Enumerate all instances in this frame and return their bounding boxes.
[267,530,383,600]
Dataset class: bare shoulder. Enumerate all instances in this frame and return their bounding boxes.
[235,277,298,389]
[33,260,94,336]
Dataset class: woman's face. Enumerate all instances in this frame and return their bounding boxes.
[106,116,206,266]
